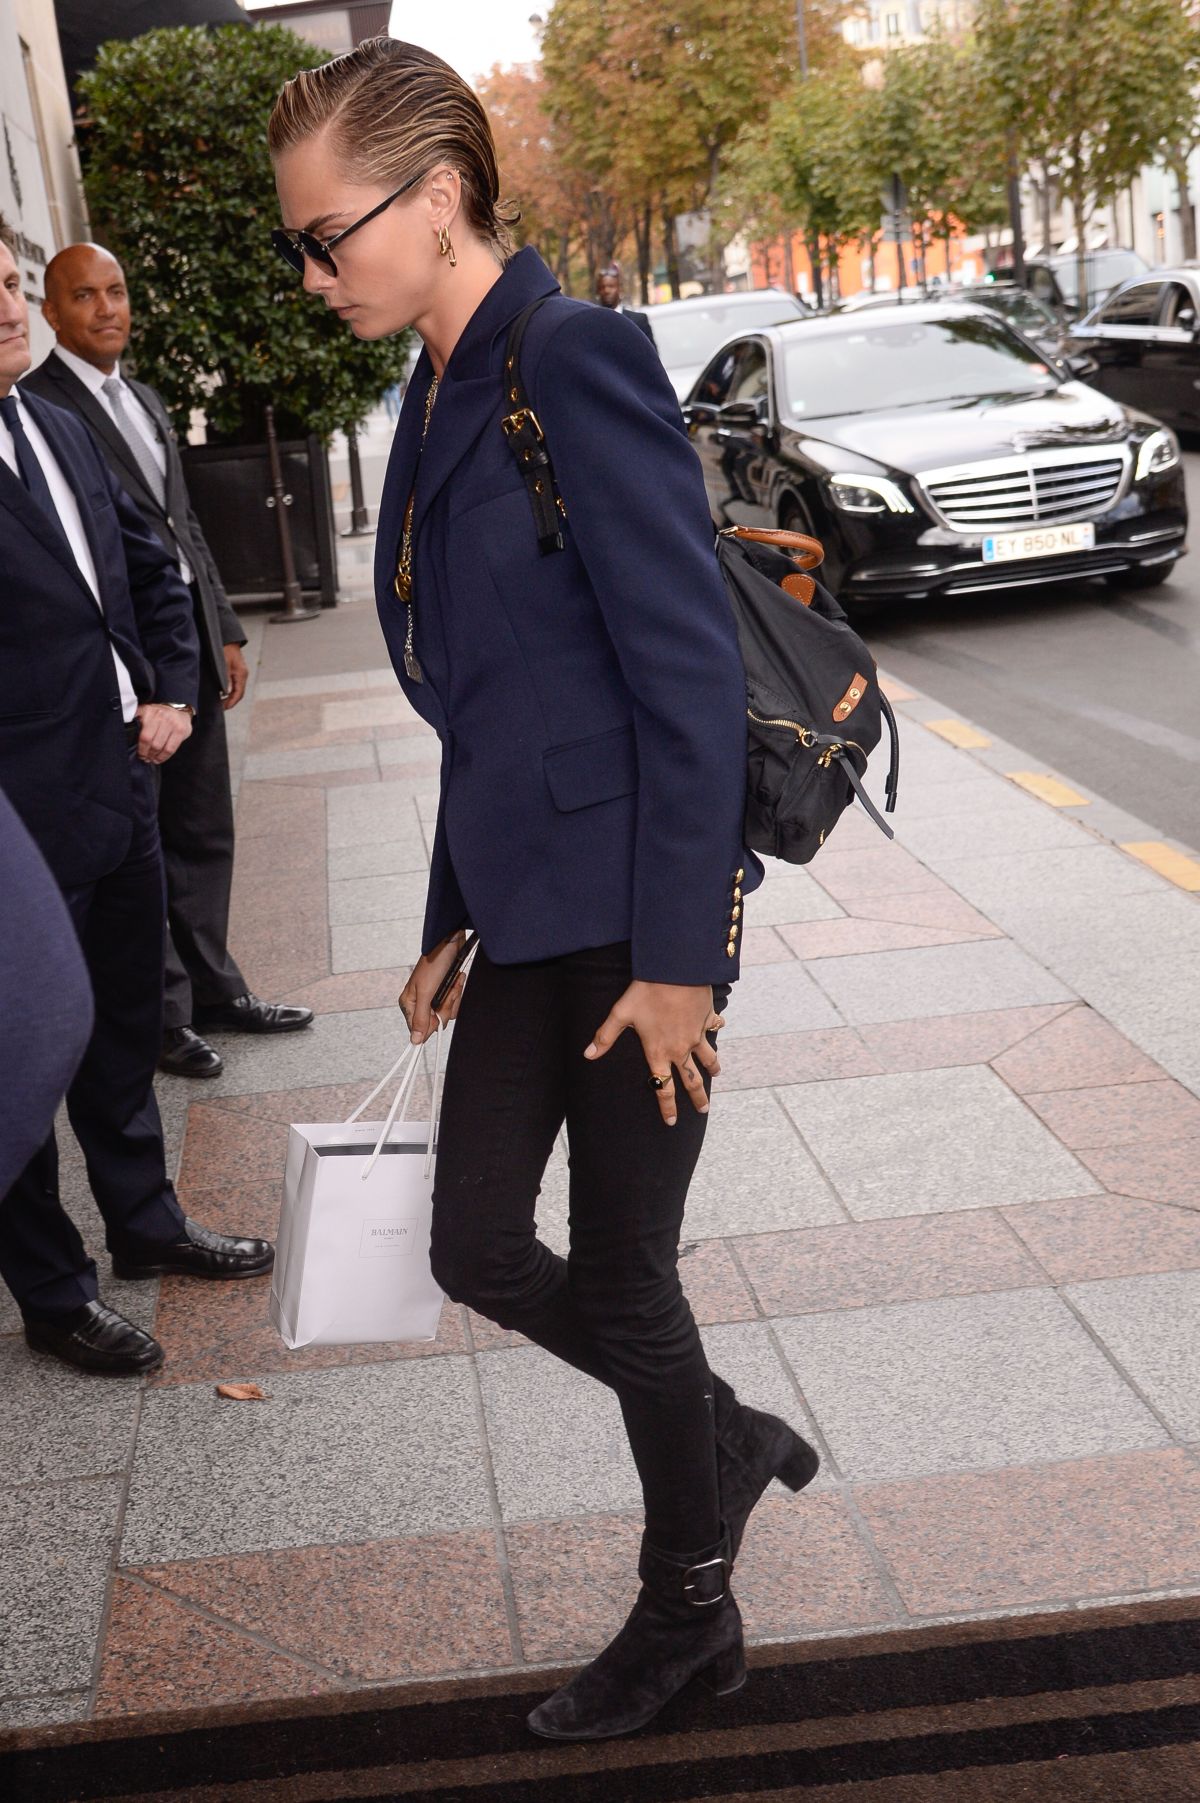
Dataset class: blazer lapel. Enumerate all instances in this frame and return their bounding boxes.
[409,370,506,542]
[410,248,561,542]
[45,354,167,523]
[130,379,186,523]
[374,349,434,600]
[0,445,96,601]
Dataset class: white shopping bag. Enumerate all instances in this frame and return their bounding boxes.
[269,1026,449,1348]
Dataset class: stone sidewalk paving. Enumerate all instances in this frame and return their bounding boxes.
[4,593,1200,1735]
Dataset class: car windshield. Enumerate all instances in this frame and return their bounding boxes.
[649,297,799,366]
[782,316,1058,420]
[969,289,1056,334]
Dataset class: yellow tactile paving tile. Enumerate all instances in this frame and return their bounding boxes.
[1120,841,1200,892]
[879,680,916,703]
[924,718,991,750]
[1006,772,1091,808]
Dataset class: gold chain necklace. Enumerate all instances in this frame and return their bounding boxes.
[394,373,440,683]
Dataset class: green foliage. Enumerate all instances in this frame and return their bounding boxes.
[723,69,880,252]
[977,0,1200,245]
[541,0,831,279]
[76,24,411,443]
[864,33,1008,242]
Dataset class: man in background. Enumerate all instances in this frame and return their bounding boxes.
[595,262,655,344]
[23,242,313,1081]
[0,216,273,1376]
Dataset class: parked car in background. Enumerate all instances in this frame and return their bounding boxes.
[954,284,1071,362]
[1021,249,1149,319]
[836,281,1073,365]
[1066,268,1200,433]
[835,286,932,311]
[645,288,806,399]
[682,302,1186,611]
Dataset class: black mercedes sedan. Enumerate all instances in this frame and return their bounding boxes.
[1066,267,1200,433]
[683,303,1187,611]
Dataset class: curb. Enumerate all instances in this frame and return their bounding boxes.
[879,674,1200,893]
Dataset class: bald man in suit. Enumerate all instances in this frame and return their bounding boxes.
[23,242,312,1081]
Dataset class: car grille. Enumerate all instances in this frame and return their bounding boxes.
[921,447,1128,531]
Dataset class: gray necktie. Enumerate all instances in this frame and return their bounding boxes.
[102,376,166,507]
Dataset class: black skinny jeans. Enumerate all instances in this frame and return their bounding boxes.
[431,942,729,1554]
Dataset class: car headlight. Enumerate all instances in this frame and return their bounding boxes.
[828,473,915,514]
[1135,427,1181,482]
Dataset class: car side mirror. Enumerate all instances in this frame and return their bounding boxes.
[718,398,766,429]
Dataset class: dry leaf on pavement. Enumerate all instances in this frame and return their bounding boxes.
[215,1382,268,1401]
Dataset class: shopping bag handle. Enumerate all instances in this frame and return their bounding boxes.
[359,1020,445,1181]
[344,1040,419,1127]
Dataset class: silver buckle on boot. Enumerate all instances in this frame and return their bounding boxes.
[682,1554,730,1607]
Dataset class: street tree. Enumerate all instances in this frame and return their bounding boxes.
[977,0,1200,304]
[76,23,410,442]
[543,0,847,294]
[724,68,881,306]
[864,33,1008,282]
[478,62,590,292]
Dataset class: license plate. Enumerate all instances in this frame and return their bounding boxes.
[982,522,1096,562]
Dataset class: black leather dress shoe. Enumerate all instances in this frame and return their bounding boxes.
[24,1300,164,1375]
[193,992,314,1034]
[159,1025,224,1078]
[112,1217,274,1281]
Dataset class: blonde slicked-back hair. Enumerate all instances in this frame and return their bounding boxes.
[268,36,517,260]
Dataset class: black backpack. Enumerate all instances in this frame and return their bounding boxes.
[502,301,900,867]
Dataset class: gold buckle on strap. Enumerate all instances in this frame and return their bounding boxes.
[502,407,544,441]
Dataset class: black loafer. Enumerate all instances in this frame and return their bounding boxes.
[193,993,314,1035]
[112,1216,274,1281]
[24,1300,164,1375]
[159,1025,223,1078]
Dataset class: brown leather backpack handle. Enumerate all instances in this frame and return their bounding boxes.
[720,525,825,571]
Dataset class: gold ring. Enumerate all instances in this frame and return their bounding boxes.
[647,1072,672,1091]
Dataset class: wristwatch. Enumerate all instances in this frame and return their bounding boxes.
[163,701,196,717]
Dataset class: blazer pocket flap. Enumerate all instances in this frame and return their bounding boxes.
[543,725,638,813]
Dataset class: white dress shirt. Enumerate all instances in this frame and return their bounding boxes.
[51,346,191,585]
[0,386,139,721]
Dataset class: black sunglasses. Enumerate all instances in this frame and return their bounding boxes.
[271,173,421,276]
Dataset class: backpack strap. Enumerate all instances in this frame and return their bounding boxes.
[501,298,565,556]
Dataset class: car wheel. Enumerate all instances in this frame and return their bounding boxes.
[1104,564,1172,591]
[779,498,815,542]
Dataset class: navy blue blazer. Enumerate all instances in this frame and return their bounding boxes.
[0,390,199,888]
[375,247,762,987]
[0,783,92,1195]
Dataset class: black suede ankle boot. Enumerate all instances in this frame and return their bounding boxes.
[526,1527,744,1742]
[713,1373,820,1557]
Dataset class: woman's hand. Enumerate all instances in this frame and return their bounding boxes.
[585,980,721,1127]
[398,930,468,1045]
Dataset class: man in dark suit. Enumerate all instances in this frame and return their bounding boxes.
[595,262,655,344]
[0,217,273,1375]
[0,785,93,1198]
[24,242,312,1080]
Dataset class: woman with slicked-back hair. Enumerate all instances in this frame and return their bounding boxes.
[269,37,819,1742]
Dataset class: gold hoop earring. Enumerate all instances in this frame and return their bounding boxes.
[437,224,457,267]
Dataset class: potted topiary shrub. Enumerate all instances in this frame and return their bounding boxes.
[75,22,410,607]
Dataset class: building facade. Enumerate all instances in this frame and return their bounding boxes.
[0,0,88,359]
[246,0,389,55]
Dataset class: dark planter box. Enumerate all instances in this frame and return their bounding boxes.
[180,435,338,607]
